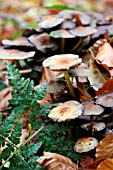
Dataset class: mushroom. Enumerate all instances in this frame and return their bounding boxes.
[58,10,91,25]
[37,15,64,29]
[0,48,35,60]
[96,93,113,107]
[28,33,58,53]
[46,79,66,102]
[43,54,82,98]
[83,102,104,116]
[81,122,106,132]
[69,26,97,37]
[50,29,75,53]
[2,37,34,47]
[48,100,83,122]
[74,137,98,153]
[82,102,104,136]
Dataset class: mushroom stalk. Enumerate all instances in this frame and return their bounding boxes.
[61,38,65,53]
[50,93,54,103]
[64,70,76,99]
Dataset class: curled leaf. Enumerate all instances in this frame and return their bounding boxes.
[36,152,77,170]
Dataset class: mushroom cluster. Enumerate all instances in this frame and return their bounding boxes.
[1,9,113,82]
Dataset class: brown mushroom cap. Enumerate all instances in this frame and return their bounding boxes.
[47,80,66,94]
[28,33,58,53]
[70,26,97,37]
[2,37,33,47]
[48,100,83,122]
[69,67,90,77]
[81,122,106,131]
[58,10,91,25]
[0,48,35,60]
[83,102,104,116]
[43,54,82,71]
[96,93,113,107]
[38,15,64,29]
[74,137,98,153]
[50,29,75,38]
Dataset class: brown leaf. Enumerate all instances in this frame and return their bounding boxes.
[97,158,113,170]
[88,56,106,90]
[0,87,12,111]
[76,81,92,102]
[96,42,113,67]
[80,155,94,168]
[96,134,113,160]
[96,79,113,96]
[36,152,77,170]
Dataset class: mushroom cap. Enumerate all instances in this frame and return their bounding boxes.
[0,48,35,60]
[70,26,97,37]
[28,33,58,53]
[47,80,66,94]
[81,122,106,131]
[69,67,90,77]
[58,10,91,25]
[38,15,64,29]
[43,54,82,71]
[83,102,104,116]
[2,37,33,47]
[74,137,98,153]
[48,100,83,122]
[50,29,75,38]
[96,93,113,107]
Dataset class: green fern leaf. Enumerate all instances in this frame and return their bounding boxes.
[20,142,42,159]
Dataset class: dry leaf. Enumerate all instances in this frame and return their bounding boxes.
[96,134,113,160]
[0,87,12,111]
[36,151,77,170]
[96,42,113,67]
[96,79,113,96]
[97,158,113,170]
[80,155,94,168]
[76,81,92,102]
[88,56,106,90]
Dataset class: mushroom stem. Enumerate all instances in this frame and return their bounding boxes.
[64,70,76,99]
[61,38,65,53]
[50,93,54,103]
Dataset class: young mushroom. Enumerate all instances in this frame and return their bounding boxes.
[74,137,98,153]
[48,100,83,122]
[46,79,66,102]
[43,54,82,98]
[81,122,106,132]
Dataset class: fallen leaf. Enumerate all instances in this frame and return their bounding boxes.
[96,134,113,160]
[80,155,94,168]
[96,79,113,96]
[36,151,77,170]
[96,42,113,67]
[76,81,92,102]
[88,55,106,90]
[0,87,12,111]
[97,158,113,170]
